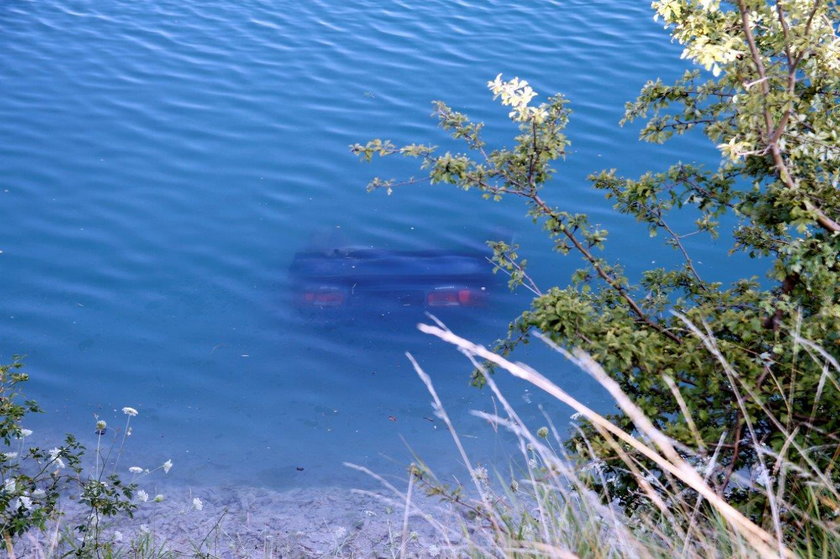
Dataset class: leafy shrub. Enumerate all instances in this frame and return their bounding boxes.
[352,0,839,538]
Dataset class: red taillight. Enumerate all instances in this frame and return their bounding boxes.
[302,291,345,306]
[427,290,460,307]
[427,288,485,307]
[458,289,478,305]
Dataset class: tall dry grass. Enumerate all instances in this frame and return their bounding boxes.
[354,316,839,558]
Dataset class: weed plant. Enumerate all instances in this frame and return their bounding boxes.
[0,358,176,558]
[357,319,839,558]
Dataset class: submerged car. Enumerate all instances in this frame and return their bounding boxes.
[289,247,498,315]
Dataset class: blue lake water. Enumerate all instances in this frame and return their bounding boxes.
[1,0,726,489]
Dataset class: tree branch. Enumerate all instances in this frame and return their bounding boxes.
[656,212,706,287]
[529,193,683,344]
[737,0,840,233]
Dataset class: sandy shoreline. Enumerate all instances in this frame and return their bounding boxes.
[13,483,475,558]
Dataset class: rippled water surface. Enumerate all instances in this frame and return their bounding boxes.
[1,1,722,487]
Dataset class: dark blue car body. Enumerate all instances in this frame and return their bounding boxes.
[289,248,499,317]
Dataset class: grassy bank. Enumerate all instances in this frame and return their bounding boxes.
[3,318,839,558]
[373,319,839,558]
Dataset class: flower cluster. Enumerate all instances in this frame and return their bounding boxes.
[487,74,548,123]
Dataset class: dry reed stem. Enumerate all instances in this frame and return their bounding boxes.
[462,353,552,545]
[682,430,728,559]
[343,463,455,547]
[793,336,840,394]
[4,532,17,559]
[662,374,706,453]
[706,330,785,556]
[675,314,840,504]
[417,321,790,559]
[471,410,652,559]
[399,468,415,559]
[406,351,507,551]
[474,353,654,558]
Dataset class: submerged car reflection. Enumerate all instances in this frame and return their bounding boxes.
[289,248,499,315]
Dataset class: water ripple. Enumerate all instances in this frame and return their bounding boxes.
[0,0,718,487]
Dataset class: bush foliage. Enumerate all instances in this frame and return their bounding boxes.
[352,0,839,535]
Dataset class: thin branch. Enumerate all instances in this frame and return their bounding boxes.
[634,202,706,287]
[531,193,683,344]
[802,0,824,42]
[736,0,772,125]
[468,169,681,344]
[674,173,737,211]
[661,219,705,285]
[720,419,744,494]
[737,0,840,233]
[527,119,538,190]
[775,2,794,68]
[658,117,718,130]
[484,256,542,297]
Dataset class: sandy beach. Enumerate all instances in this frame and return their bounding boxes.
[14,483,474,558]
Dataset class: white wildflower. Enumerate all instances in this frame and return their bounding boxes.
[3,452,18,460]
[31,489,45,498]
[17,496,32,511]
[4,478,16,493]
[128,466,144,474]
[473,466,488,484]
[121,407,138,417]
[153,494,164,502]
[139,524,150,534]
[192,497,203,511]
[18,429,33,438]
[113,530,123,543]
[48,447,65,469]
[136,489,149,502]
[162,459,173,474]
